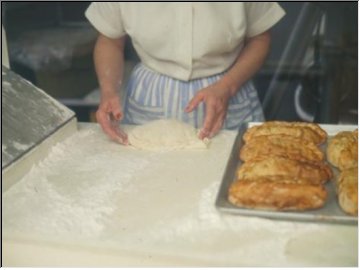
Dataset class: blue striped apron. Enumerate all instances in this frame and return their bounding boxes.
[123,63,264,129]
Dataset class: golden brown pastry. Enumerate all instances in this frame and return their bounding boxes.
[228,178,327,211]
[243,121,327,145]
[336,167,358,216]
[240,134,324,163]
[265,121,327,139]
[327,130,358,170]
[236,156,332,185]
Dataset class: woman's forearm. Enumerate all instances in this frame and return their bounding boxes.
[94,34,126,97]
[219,31,271,96]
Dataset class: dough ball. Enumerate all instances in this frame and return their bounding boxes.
[128,119,210,150]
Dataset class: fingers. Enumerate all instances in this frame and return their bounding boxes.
[185,92,204,113]
[111,106,123,121]
[199,98,227,140]
[96,109,128,145]
[186,90,227,140]
[96,94,128,145]
[199,104,216,139]
[105,99,123,121]
[209,117,224,138]
[199,109,225,139]
[187,83,231,139]
[113,123,129,145]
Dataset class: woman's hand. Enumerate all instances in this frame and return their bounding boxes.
[185,80,232,139]
[185,31,271,139]
[96,93,128,145]
[93,34,127,144]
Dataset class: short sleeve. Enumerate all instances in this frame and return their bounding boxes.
[245,2,285,38]
[85,2,125,39]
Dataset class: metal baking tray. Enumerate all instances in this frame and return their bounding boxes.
[215,122,358,225]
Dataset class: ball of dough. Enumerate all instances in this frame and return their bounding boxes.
[128,119,210,150]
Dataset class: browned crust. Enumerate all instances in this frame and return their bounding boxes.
[337,167,358,216]
[327,130,358,170]
[236,156,332,185]
[228,178,327,211]
[243,121,327,145]
[239,134,324,163]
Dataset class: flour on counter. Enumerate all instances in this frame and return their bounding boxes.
[2,66,75,169]
[2,124,356,266]
[3,125,154,239]
[107,180,322,266]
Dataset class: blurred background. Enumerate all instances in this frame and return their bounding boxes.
[2,2,358,124]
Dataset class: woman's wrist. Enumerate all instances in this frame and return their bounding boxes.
[217,74,239,97]
[101,86,120,100]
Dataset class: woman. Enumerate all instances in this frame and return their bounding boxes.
[85,2,285,144]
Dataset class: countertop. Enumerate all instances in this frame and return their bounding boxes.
[2,123,358,267]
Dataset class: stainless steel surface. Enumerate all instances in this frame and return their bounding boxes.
[215,123,358,225]
[2,66,76,169]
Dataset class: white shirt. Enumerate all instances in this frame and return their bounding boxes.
[86,2,285,81]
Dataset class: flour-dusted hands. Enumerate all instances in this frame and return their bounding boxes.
[96,93,129,145]
[185,80,233,139]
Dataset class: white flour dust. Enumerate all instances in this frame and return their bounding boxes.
[3,125,342,266]
[3,125,153,239]
[12,141,31,151]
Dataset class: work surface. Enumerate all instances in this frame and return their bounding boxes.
[2,123,358,267]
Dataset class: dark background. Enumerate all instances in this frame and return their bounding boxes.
[2,2,357,124]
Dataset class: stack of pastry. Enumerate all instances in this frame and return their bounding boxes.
[228,121,332,211]
[327,130,358,216]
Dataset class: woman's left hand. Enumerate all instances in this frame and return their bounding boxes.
[185,81,232,139]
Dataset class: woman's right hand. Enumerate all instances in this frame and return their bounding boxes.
[93,34,128,145]
[96,93,128,145]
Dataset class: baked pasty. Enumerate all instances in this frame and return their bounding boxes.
[327,130,358,170]
[243,121,327,145]
[336,167,358,216]
[228,178,327,211]
[236,156,332,185]
[240,134,324,163]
